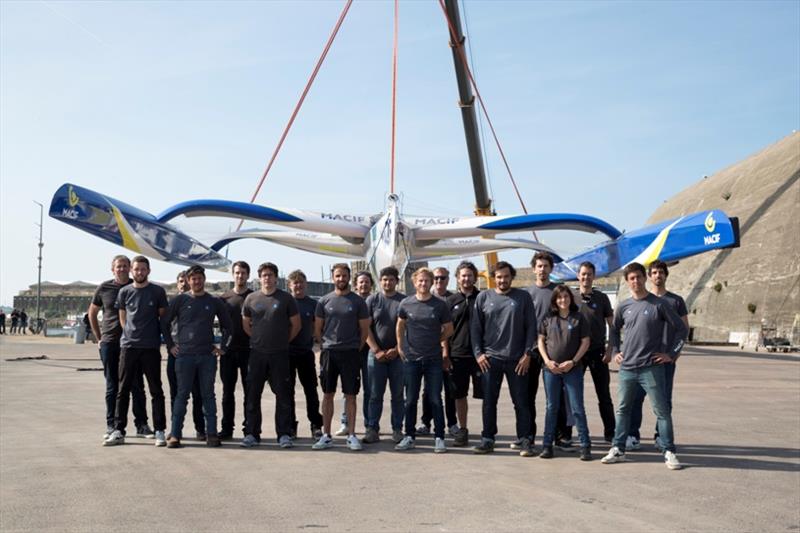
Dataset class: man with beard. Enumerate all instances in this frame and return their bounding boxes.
[446,261,482,447]
[218,261,253,440]
[471,261,536,457]
[313,263,370,451]
[363,266,406,444]
[103,256,168,447]
[88,255,152,440]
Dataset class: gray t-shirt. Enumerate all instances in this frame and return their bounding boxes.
[315,291,369,351]
[91,278,132,344]
[577,289,613,349]
[243,289,299,354]
[610,293,688,370]
[658,291,688,354]
[367,292,405,351]
[290,296,317,351]
[528,282,560,332]
[471,288,537,361]
[116,283,168,349]
[163,292,232,355]
[398,295,451,361]
[539,312,590,364]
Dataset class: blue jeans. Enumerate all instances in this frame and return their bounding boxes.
[99,342,148,430]
[367,351,404,431]
[481,357,532,441]
[170,353,218,439]
[629,361,676,439]
[340,346,370,428]
[612,365,676,452]
[542,367,591,448]
[403,358,444,439]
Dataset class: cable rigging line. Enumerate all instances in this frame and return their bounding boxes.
[389,0,399,194]
[236,0,353,231]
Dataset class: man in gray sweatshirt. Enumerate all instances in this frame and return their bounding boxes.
[163,265,233,448]
[601,262,688,470]
[470,261,537,457]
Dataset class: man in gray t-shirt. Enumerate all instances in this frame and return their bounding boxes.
[240,262,300,448]
[163,265,233,448]
[103,256,168,448]
[311,264,370,451]
[364,266,406,443]
[525,251,563,447]
[88,255,150,438]
[470,261,536,456]
[601,262,687,470]
[394,268,453,453]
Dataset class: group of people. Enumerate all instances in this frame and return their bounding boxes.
[91,251,688,470]
[0,308,28,334]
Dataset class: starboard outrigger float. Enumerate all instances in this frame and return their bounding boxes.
[49,182,740,281]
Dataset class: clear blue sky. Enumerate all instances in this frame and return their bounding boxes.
[1,0,798,306]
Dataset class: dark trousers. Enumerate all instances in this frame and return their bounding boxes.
[245,351,293,441]
[582,347,616,440]
[220,346,250,435]
[99,341,148,431]
[114,347,166,432]
[167,354,205,433]
[481,356,532,441]
[420,371,457,429]
[526,352,543,439]
[0,320,5,333]
[289,347,323,429]
[404,358,445,439]
[170,353,218,439]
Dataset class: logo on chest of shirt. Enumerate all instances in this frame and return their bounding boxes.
[273,303,279,309]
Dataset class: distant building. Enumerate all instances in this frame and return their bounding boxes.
[14,277,334,322]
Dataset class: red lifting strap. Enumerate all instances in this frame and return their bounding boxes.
[237,0,353,230]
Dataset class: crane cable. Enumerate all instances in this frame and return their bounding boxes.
[389,0,399,194]
[236,0,353,231]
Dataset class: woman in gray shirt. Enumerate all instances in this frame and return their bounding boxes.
[537,285,592,460]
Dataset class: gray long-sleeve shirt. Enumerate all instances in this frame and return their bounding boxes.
[610,293,687,370]
[471,288,537,361]
[163,292,233,355]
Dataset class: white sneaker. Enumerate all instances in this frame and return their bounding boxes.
[346,434,362,451]
[625,435,641,451]
[279,435,293,449]
[394,435,415,451]
[434,437,447,454]
[334,424,348,437]
[312,434,333,450]
[103,430,124,446]
[154,430,166,447]
[664,450,683,470]
[601,446,626,464]
[448,424,460,436]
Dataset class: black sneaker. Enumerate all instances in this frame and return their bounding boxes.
[136,425,155,439]
[518,437,535,457]
[453,428,469,447]
[218,431,233,441]
[206,434,222,447]
[580,447,593,461]
[539,446,554,459]
[556,438,576,452]
[472,438,494,454]
[196,432,207,442]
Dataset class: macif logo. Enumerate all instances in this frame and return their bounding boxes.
[61,185,81,219]
[703,212,720,245]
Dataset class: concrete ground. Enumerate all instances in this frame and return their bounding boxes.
[0,336,798,532]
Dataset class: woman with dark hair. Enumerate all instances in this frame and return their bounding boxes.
[537,285,593,460]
